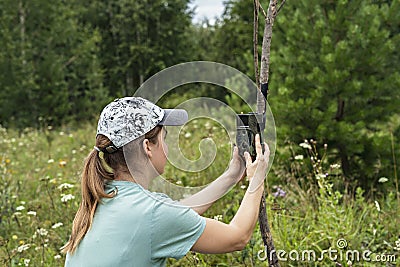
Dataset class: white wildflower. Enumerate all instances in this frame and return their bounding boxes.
[52,222,63,229]
[61,194,75,203]
[184,132,192,138]
[16,206,25,211]
[27,211,36,216]
[54,255,62,260]
[316,173,326,180]
[294,155,304,160]
[47,159,54,164]
[17,244,30,253]
[213,215,223,221]
[299,142,312,149]
[378,177,388,183]
[57,183,74,190]
[330,164,341,169]
[36,228,48,236]
[374,200,381,212]
[24,259,30,266]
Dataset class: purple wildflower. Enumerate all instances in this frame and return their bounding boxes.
[272,187,286,198]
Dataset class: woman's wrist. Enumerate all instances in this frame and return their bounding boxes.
[247,174,265,192]
[223,169,242,183]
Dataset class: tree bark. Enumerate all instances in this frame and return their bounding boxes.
[257,1,281,266]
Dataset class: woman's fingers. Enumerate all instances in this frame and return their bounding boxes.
[255,134,263,158]
[231,145,238,161]
[263,142,270,158]
[244,151,252,167]
[233,145,238,156]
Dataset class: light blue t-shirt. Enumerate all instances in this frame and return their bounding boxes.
[65,180,206,267]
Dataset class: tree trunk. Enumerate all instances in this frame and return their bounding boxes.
[257,1,280,266]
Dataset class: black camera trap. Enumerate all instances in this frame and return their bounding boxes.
[236,113,265,160]
[236,83,268,160]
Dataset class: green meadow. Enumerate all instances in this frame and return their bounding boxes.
[0,121,398,266]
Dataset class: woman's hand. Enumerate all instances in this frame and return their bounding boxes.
[244,134,270,190]
[192,135,271,254]
[226,145,246,183]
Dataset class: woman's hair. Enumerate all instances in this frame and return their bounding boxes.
[61,126,163,254]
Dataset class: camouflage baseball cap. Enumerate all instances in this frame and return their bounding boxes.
[96,97,188,148]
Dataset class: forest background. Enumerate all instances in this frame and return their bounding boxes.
[0,0,399,266]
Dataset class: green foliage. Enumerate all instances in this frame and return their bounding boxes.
[267,0,400,186]
[212,0,256,78]
[192,0,400,188]
[0,0,195,129]
[0,0,108,128]
[79,0,194,96]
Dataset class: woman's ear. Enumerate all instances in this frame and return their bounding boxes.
[142,139,152,158]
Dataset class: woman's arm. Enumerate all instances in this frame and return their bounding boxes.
[191,134,270,253]
[179,146,245,215]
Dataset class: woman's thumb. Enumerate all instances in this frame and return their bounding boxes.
[244,151,252,167]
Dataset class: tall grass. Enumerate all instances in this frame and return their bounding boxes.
[0,123,399,266]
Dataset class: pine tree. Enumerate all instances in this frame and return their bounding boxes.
[269,0,400,184]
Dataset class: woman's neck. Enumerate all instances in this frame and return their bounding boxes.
[114,172,150,189]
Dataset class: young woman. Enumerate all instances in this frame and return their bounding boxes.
[62,97,270,266]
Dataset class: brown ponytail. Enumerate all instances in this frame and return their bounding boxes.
[62,126,162,254]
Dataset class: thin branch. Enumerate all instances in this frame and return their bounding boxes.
[277,0,287,15]
[253,0,260,89]
[260,4,268,18]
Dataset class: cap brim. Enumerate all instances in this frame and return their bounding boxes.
[158,109,188,126]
